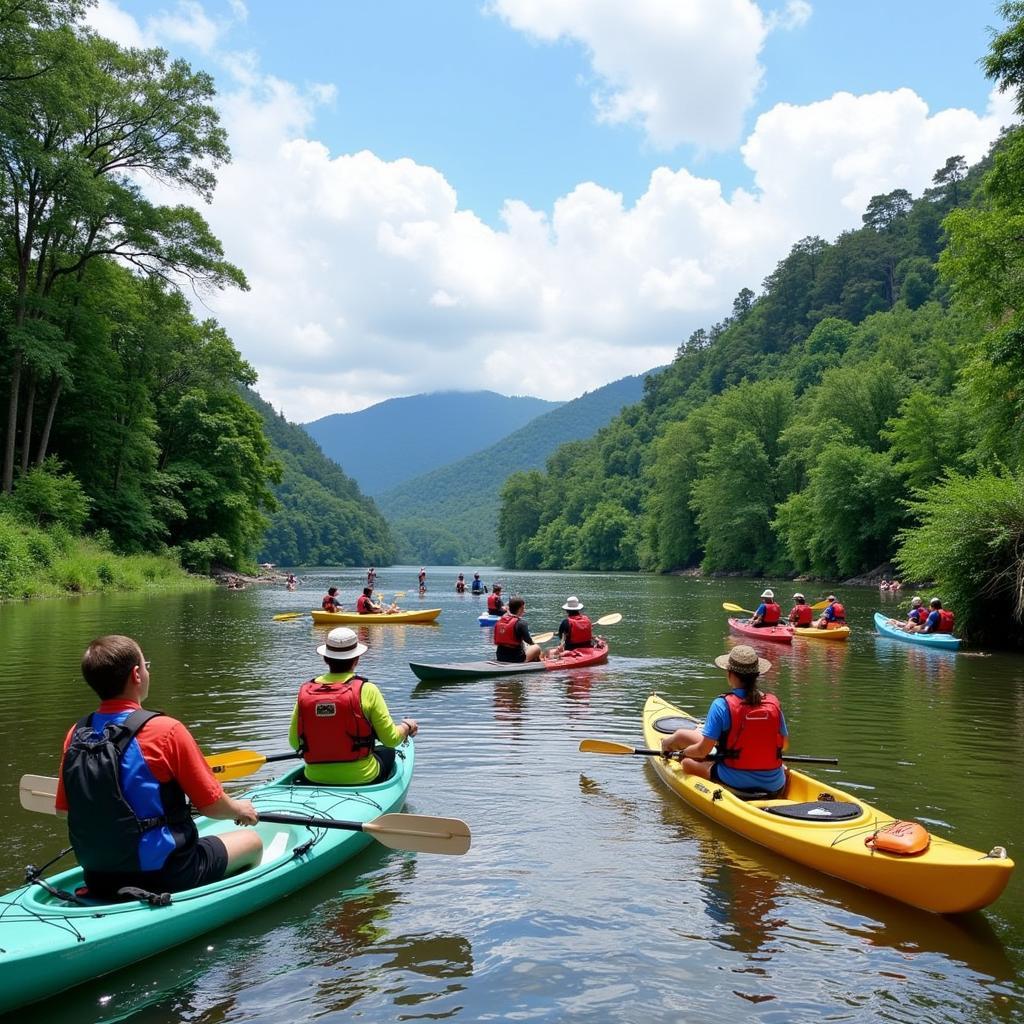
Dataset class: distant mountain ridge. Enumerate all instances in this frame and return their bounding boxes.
[304,391,561,495]
[379,371,654,563]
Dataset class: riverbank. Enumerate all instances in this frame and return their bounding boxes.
[0,513,211,602]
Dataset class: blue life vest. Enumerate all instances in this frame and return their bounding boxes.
[62,709,197,875]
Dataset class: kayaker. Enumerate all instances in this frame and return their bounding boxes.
[418,568,426,591]
[487,584,506,616]
[471,573,485,595]
[892,596,927,631]
[290,627,418,785]
[286,573,297,591]
[749,589,781,628]
[456,573,466,593]
[54,635,263,900]
[554,596,594,653]
[787,593,813,628]
[367,567,376,587]
[815,594,846,629]
[322,586,343,612]
[357,586,386,614]
[494,596,542,663]
[920,597,955,635]
[660,645,789,796]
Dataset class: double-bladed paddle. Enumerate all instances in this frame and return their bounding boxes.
[535,611,623,645]
[17,776,471,855]
[578,738,838,765]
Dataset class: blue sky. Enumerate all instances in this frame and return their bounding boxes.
[90,1,1012,418]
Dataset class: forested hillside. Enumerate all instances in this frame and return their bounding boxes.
[380,372,650,562]
[499,57,1024,649]
[244,390,395,566]
[304,391,560,495]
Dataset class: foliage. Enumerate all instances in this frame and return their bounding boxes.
[5,458,90,531]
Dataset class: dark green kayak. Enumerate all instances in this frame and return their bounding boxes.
[410,639,608,681]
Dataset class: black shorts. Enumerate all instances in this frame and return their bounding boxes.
[84,836,228,899]
[495,647,526,663]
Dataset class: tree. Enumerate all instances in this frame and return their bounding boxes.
[862,189,914,231]
[498,471,546,567]
[929,155,968,207]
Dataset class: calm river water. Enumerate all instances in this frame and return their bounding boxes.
[1,568,1021,1023]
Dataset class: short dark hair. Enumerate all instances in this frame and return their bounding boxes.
[324,656,359,673]
[81,635,143,700]
[508,596,525,614]
[363,586,373,596]
[328,586,338,595]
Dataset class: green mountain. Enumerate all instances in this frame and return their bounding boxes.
[243,389,397,566]
[304,391,561,495]
[378,372,651,563]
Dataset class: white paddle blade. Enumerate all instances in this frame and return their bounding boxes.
[20,774,59,815]
[596,612,622,626]
[365,813,472,855]
[533,631,555,644]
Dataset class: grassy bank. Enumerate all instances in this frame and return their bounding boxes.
[0,513,211,602]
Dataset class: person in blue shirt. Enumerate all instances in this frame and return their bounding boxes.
[471,573,485,594]
[660,645,789,796]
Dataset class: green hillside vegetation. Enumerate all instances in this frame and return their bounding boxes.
[243,389,396,566]
[380,372,650,563]
[499,8,1024,647]
[305,391,561,495]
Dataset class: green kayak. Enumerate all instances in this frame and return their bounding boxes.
[0,743,417,1013]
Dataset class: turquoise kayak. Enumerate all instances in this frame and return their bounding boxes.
[873,612,961,650]
[0,745,415,1013]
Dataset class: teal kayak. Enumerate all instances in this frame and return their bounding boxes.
[0,744,415,1013]
[873,611,961,650]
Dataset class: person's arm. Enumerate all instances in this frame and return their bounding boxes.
[288,702,300,750]
[518,619,534,645]
[363,683,418,747]
[197,792,259,825]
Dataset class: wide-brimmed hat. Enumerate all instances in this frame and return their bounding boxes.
[562,596,584,611]
[316,627,368,660]
[911,596,922,607]
[760,589,774,599]
[715,645,771,676]
[827,594,837,601]
[792,592,805,602]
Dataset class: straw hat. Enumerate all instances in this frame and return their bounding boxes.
[562,596,584,611]
[714,645,771,676]
[316,626,368,660]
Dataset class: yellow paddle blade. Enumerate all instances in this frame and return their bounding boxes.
[205,749,268,780]
[273,612,305,621]
[722,602,755,615]
[578,739,636,755]
[19,774,58,815]
[393,592,406,599]
[810,599,830,611]
[595,612,622,626]
[533,631,555,644]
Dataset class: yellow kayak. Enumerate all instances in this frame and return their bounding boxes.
[642,693,1013,913]
[792,625,850,641]
[310,608,441,625]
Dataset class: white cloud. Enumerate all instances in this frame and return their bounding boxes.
[769,1,812,32]
[489,0,770,150]
[190,70,1012,420]
[86,0,242,53]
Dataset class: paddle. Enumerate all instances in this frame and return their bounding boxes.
[535,611,622,646]
[273,612,306,621]
[255,811,471,855]
[722,602,756,616]
[578,738,838,766]
[206,749,302,781]
[810,599,830,611]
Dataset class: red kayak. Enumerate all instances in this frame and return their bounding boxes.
[411,639,609,681]
[727,617,793,644]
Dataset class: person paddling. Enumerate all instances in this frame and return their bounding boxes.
[322,586,343,612]
[554,596,595,654]
[890,596,927,631]
[787,593,813,628]
[920,597,955,635]
[356,586,389,614]
[471,573,485,595]
[290,628,418,785]
[494,596,542,663]
[815,594,845,630]
[456,573,466,593]
[487,584,506,617]
[55,636,262,900]
[749,589,781,628]
[660,645,789,797]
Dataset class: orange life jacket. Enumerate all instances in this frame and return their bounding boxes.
[566,614,593,646]
[719,693,784,771]
[356,594,374,613]
[761,602,781,625]
[935,609,955,633]
[296,676,375,764]
[790,604,813,627]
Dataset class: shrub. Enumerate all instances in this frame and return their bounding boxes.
[9,460,91,533]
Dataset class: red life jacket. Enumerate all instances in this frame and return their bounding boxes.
[296,676,375,764]
[719,692,784,771]
[322,594,337,610]
[494,613,521,648]
[356,594,373,613]
[790,604,813,627]
[908,607,926,625]
[762,602,781,625]
[487,593,503,614]
[566,614,592,645]
[935,609,955,633]
[828,602,846,623]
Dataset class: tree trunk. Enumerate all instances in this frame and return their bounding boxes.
[35,374,63,467]
[2,350,23,494]
[20,370,36,475]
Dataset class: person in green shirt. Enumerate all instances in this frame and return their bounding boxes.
[289,627,418,785]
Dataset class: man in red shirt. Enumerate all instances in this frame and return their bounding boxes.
[55,635,262,899]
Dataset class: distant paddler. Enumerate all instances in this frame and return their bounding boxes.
[357,586,396,615]
[486,583,506,617]
[749,589,782,628]
[321,586,344,612]
[471,573,485,595]
[787,593,813,628]
[455,573,466,593]
[551,596,596,657]
[814,594,846,630]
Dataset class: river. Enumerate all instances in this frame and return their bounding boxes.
[1,568,1021,1022]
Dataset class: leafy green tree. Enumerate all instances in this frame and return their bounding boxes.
[577,501,636,571]
[498,470,546,567]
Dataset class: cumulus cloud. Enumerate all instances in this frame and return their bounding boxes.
[191,70,1011,420]
[86,0,242,53]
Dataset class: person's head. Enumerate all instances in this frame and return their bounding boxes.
[81,635,149,701]
[760,588,774,601]
[929,597,942,609]
[508,596,525,615]
[714,645,771,704]
[493,584,502,594]
[562,595,584,615]
[327,586,338,596]
[911,596,923,608]
[316,627,368,673]
[458,573,464,579]
[474,573,480,579]
[827,594,836,604]
[792,592,805,604]
[362,586,373,597]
